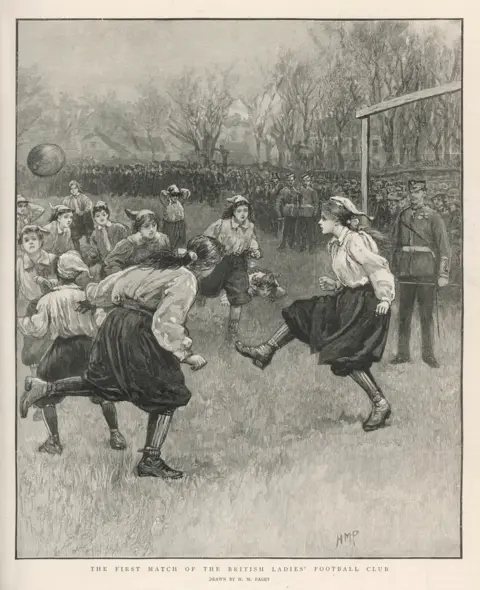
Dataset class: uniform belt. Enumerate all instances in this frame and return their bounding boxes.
[401,246,434,254]
[114,298,155,315]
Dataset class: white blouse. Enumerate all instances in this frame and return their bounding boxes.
[86,266,198,361]
[204,218,260,256]
[328,228,395,304]
[18,284,105,340]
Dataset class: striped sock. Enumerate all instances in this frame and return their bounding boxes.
[267,323,295,350]
[143,412,174,457]
[350,370,385,405]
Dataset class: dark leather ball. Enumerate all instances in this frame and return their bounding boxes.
[27,144,66,177]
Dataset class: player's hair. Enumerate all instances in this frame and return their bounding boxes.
[126,210,158,234]
[49,207,73,223]
[140,235,224,272]
[221,202,254,222]
[321,199,390,248]
[18,228,45,247]
[92,203,110,217]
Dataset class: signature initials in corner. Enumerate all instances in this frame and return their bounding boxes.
[336,530,359,548]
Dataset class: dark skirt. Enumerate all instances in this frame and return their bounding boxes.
[198,254,251,306]
[163,219,186,250]
[21,300,53,367]
[282,285,390,377]
[36,335,93,408]
[71,212,94,242]
[85,307,192,414]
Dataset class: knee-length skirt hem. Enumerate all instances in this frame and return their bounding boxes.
[84,307,192,414]
[281,285,390,377]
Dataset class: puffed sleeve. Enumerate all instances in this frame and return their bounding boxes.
[203,219,223,239]
[103,238,134,276]
[85,269,130,308]
[156,232,171,249]
[17,299,50,339]
[151,271,198,361]
[80,194,93,212]
[347,232,396,304]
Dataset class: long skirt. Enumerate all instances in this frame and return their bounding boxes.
[85,307,192,414]
[36,335,93,408]
[71,212,94,245]
[163,219,186,250]
[282,285,390,377]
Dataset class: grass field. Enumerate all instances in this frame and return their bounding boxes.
[16,195,462,558]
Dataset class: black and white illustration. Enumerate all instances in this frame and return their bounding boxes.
[15,19,462,558]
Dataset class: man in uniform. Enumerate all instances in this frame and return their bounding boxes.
[386,190,402,235]
[297,173,319,252]
[276,172,301,251]
[391,180,451,368]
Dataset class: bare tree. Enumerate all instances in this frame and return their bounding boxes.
[237,61,281,164]
[17,65,52,143]
[52,92,96,146]
[85,92,141,152]
[136,81,170,160]
[168,67,235,164]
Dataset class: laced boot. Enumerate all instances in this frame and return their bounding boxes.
[21,377,50,418]
[136,412,183,479]
[350,370,392,432]
[38,435,63,456]
[110,430,127,450]
[235,323,295,370]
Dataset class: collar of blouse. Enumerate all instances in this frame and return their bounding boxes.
[230,218,251,230]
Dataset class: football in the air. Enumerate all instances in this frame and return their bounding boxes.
[27,143,66,177]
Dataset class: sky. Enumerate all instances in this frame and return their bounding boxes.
[18,20,315,101]
[18,20,460,102]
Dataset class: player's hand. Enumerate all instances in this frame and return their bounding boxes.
[185,354,208,371]
[437,277,449,288]
[250,250,261,260]
[318,276,337,290]
[75,299,95,314]
[375,301,390,315]
[33,276,53,290]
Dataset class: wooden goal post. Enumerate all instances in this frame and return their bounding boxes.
[355,80,461,214]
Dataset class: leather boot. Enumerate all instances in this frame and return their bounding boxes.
[136,413,183,479]
[21,377,50,418]
[235,323,295,370]
[38,435,63,455]
[350,370,392,432]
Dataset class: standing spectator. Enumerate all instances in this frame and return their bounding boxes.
[63,180,94,251]
[276,173,301,251]
[386,191,402,235]
[159,184,191,250]
[297,173,319,253]
[390,180,451,368]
